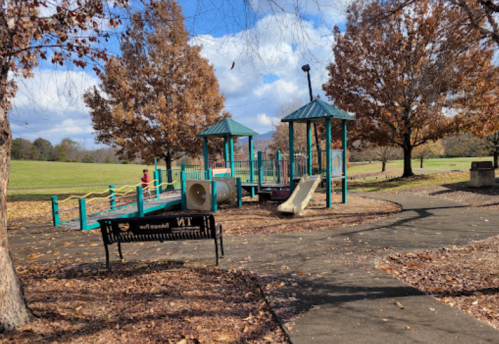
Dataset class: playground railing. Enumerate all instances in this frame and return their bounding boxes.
[285,149,345,176]
[159,168,182,191]
[233,160,258,183]
[51,173,179,230]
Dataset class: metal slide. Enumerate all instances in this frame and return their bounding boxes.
[277,174,322,214]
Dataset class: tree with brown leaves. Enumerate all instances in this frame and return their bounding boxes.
[0,0,130,332]
[414,141,445,169]
[323,0,496,177]
[84,0,227,172]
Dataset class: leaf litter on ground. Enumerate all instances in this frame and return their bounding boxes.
[378,235,499,330]
[0,260,289,344]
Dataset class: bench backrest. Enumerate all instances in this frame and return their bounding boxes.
[98,214,216,244]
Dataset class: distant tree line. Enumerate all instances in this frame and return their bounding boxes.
[10,137,123,164]
[350,133,499,169]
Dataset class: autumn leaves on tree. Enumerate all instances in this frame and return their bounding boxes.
[84,1,228,171]
[0,0,133,332]
[323,0,499,177]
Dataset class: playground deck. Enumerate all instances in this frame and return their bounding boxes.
[61,192,182,230]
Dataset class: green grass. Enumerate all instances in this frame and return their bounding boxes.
[7,161,157,202]
[348,157,493,175]
[348,172,469,193]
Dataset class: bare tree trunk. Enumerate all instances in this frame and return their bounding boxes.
[381,161,386,172]
[0,105,32,332]
[402,145,414,177]
[420,157,423,169]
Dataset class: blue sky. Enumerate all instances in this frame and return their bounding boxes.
[9,0,351,148]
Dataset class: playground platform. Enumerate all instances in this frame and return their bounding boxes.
[60,192,181,231]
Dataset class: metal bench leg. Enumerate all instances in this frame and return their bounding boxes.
[214,238,219,266]
[219,235,224,257]
[117,242,124,261]
[104,244,110,269]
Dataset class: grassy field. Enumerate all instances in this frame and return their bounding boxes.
[8,161,157,201]
[347,172,470,193]
[348,156,493,176]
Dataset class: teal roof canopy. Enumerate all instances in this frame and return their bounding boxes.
[281,98,354,123]
[197,117,259,137]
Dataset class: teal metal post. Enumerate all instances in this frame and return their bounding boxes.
[211,180,218,212]
[181,170,187,210]
[342,119,348,204]
[276,150,281,184]
[154,157,157,171]
[326,118,332,208]
[136,185,144,217]
[307,120,312,175]
[51,196,60,226]
[203,137,209,171]
[289,122,295,193]
[109,185,116,210]
[236,177,242,207]
[258,151,263,190]
[249,136,255,198]
[153,171,160,198]
[78,198,87,231]
[229,135,235,177]
[158,169,163,193]
[224,136,229,168]
[207,168,212,180]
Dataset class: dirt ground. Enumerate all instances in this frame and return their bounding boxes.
[162,192,401,236]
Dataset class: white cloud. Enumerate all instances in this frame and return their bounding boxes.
[8,69,100,146]
[192,12,340,134]
[257,113,279,126]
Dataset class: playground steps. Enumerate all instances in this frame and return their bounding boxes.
[62,192,182,230]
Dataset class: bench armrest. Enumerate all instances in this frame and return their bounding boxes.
[216,223,223,237]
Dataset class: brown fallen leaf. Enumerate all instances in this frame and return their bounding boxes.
[394,301,404,309]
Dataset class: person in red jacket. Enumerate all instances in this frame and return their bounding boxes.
[141,169,151,198]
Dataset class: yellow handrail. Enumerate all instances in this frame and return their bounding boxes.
[59,178,180,205]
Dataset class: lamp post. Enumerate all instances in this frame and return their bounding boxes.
[302,64,322,173]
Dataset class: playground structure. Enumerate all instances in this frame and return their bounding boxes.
[280,98,354,208]
[51,99,354,230]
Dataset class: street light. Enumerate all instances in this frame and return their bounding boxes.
[301,64,313,102]
[301,64,321,171]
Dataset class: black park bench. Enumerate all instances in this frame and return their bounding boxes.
[97,214,224,269]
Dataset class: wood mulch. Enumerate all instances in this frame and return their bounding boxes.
[161,192,401,236]
[0,260,289,344]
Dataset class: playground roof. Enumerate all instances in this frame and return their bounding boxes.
[197,117,259,137]
[281,98,355,123]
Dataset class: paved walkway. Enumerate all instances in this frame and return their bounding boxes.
[8,193,499,343]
